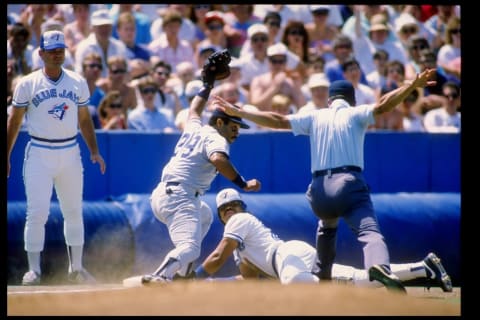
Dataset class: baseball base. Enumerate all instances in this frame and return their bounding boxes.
[122,275,145,288]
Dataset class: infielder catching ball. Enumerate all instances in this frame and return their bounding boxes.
[124,50,261,287]
[7,30,106,285]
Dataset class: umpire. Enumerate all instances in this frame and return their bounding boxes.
[212,68,437,292]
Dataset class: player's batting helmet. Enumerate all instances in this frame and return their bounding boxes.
[215,188,247,224]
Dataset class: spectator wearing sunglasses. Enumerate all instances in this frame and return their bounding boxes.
[97,90,127,130]
[97,55,137,114]
[423,81,461,133]
[404,35,431,81]
[249,43,306,111]
[239,11,283,58]
[202,11,228,48]
[75,9,128,78]
[81,52,105,129]
[394,12,420,52]
[128,76,177,132]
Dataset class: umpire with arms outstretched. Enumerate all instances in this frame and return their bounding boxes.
[213,68,437,293]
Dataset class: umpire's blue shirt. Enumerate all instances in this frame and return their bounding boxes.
[286,99,375,173]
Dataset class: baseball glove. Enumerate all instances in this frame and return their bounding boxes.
[201,49,231,89]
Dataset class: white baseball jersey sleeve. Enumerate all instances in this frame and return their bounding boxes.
[12,68,90,139]
[224,213,283,278]
[161,118,230,194]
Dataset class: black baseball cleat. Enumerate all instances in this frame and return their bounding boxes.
[369,264,407,294]
[423,252,453,292]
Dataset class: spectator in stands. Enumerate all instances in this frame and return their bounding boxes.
[239,11,282,58]
[148,9,196,74]
[404,35,431,81]
[7,22,33,76]
[150,4,196,44]
[189,4,214,48]
[63,4,91,57]
[128,59,151,86]
[418,49,447,96]
[423,81,461,133]
[237,24,271,92]
[324,34,369,85]
[366,49,389,92]
[371,83,404,131]
[219,58,249,105]
[394,12,420,53]
[170,61,197,110]
[341,58,376,106]
[97,55,137,114]
[424,5,457,52]
[149,60,183,125]
[222,5,261,58]
[111,4,152,47]
[81,52,105,129]
[18,4,47,48]
[202,11,228,49]
[116,11,151,62]
[282,20,310,66]
[306,5,339,63]
[398,89,425,132]
[249,43,306,111]
[298,73,330,114]
[352,11,407,77]
[97,90,127,130]
[436,16,460,84]
[75,9,128,78]
[377,60,406,100]
[128,76,177,132]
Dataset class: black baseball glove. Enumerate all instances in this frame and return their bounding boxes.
[201,49,231,89]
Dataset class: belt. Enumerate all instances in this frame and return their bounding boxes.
[165,181,199,197]
[312,166,361,178]
[30,134,77,143]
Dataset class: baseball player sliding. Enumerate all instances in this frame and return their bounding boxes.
[7,30,106,285]
[124,50,261,287]
[193,188,453,292]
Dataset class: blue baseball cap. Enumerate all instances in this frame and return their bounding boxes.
[40,30,67,51]
[328,80,355,104]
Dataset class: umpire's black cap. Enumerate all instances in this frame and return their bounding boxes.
[328,80,356,105]
[210,107,250,129]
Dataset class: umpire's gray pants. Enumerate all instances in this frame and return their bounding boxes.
[306,171,390,279]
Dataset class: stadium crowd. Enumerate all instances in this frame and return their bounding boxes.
[7,4,461,133]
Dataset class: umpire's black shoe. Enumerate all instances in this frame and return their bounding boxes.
[368,264,407,294]
[423,252,453,292]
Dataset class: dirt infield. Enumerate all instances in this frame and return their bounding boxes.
[7,281,460,316]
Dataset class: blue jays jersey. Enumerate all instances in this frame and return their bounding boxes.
[12,68,90,139]
[225,213,283,278]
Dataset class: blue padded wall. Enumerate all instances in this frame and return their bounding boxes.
[7,192,460,286]
[7,131,460,201]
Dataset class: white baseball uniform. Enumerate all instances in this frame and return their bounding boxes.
[12,67,90,253]
[149,117,231,278]
[224,211,430,286]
